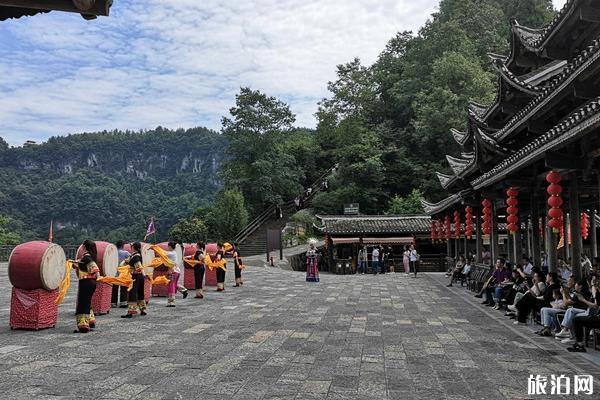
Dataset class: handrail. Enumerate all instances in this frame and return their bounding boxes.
[233,164,338,243]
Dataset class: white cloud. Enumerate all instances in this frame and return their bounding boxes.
[0,0,438,146]
[0,0,571,146]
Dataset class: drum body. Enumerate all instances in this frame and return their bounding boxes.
[76,241,118,277]
[8,241,66,291]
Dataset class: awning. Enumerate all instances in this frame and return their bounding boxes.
[331,237,415,245]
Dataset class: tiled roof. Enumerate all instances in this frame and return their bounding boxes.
[421,189,473,216]
[473,97,600,189]
[318,215,432,235]
[0,1,112,21]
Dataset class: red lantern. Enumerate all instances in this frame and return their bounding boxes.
[506,187,519,234]
[464,206,473,239]
[437,219,444,242]
[546,171,561,184]
[453,211,461,239]
[430,221,436,243]
[444,215,451,240]
[581,212,589,240]
[546,171,563,234]
[482,198,492,236]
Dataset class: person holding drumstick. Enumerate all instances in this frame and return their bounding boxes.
[73,239,100,333]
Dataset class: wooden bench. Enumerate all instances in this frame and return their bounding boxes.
[467,264,492,292]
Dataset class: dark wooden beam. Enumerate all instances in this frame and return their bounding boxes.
[0,1,111,16]
[573,82,600,100]
[580,4,600,23]
[544,152,584,170]
[543,46,570,60]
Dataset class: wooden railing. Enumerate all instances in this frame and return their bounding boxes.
[232,164,338,244]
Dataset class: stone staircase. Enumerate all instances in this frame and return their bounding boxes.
[234,165,337,257]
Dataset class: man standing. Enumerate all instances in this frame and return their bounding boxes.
[111,240,130,308]
[371,246,380,275]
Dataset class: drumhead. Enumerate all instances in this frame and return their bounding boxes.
[101,244,119,277]
[39,243,67,290]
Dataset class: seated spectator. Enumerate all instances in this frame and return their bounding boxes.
[558,258,572,281]
[482,258,510,308]
[497,268,523,311]
[446,255,465,287]
[555,278,593,343]
[521,256,534,276]
[536,287,567,336]
[507,271,546,319]
[566,280,600,353]
[514,272,560,325]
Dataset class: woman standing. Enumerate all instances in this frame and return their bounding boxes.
[305,242,320,282]
[122,242,147,318]
[193,241,205,298]
[233,243,244,287]
[215,243,227,292]
[402,246,410,276]
[166,241,188,306]
[74,240,100,333]
[409,244,419,278]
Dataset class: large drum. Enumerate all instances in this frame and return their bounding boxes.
[182,243,197,290]
[8,241,66,291]
[76,241,118,277]
[204,243,219,286]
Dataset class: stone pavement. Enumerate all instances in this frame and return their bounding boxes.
[0,262,599,400]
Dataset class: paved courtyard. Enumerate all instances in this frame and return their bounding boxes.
[0,262,599,400]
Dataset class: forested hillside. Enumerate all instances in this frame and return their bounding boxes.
[0,127,224,244]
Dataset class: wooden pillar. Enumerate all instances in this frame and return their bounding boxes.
[526,218,533,260]
[476,206,482,263]
[546,223,558,273]
[463,235,468,260]
[531,192,541,267]
[569,173,582,280]
[591,209,598,259]
[454,238,459,258]
[491,201,499,263]
[564,213,571,261]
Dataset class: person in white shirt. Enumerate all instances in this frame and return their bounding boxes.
[409,245,419,278]
[166,241,188,307]
[521,257,534,276]
[371,247,380,274]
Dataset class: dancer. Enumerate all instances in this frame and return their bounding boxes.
[111,240,130,308]
[166,241,188,306]
[233,243,244,287]
[215,243,227,291]
[193,241,205,298]
[305,242,320,282]
[122,242,147,318]
[74,239,99,333]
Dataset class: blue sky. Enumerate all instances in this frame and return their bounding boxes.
[0,0,568,146]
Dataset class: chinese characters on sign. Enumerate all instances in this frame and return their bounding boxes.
[528,375,593,396]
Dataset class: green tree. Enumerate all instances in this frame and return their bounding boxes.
[0,215,21,245]
[204,188,249,241]
[169,217,208,243]
[386,189,425,215]
[220,88,305,214]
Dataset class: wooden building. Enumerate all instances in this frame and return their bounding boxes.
[317,215,447,273]
[422,0,600,279]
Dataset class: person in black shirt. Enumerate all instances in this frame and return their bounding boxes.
[121,242,147,318]
[73,240,100,333]
[192,241,206,299]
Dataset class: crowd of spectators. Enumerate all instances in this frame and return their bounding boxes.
[446,252,600,353]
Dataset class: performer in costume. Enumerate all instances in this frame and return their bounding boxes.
[193,241,205,298]
[121,242,147,318]
[111,240,130,308]
[305,242,320,282]
[74,239,100,333]
[166,241,188,307]
[216,243,227,292]
[233,243,244,287]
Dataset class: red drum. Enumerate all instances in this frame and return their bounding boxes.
[8,241,66,291]
[183,243,197,290]
[76,241,118,277]
[204,243,218,286]
[91,281,112,315]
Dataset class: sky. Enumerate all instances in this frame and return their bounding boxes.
[0,0,568,146]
